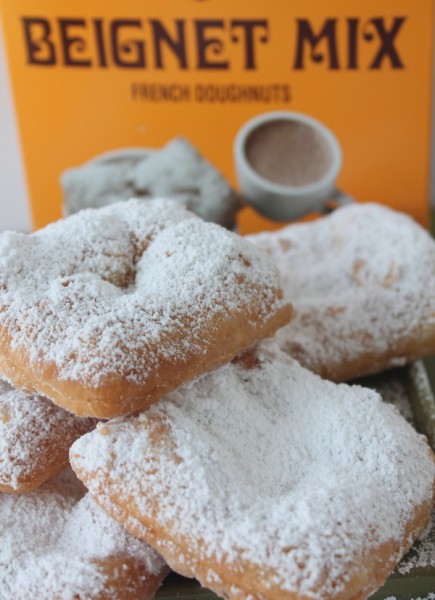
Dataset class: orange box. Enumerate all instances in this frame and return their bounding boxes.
[0,0,432,233]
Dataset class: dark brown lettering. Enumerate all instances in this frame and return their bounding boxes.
[347,18,358,69]
[230,20,269,70]
[195,20,228,70]
[293,19,339,70]
[366,17,405,69]
[21,17,56,65]
[59,19,91,67]
[111,20,145,68]
[149,19,187,69]
[93,19,107,67]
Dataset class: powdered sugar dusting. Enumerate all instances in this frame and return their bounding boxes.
[248,203,435,378]
[0,468,166,599]
[0,383,95,491]
[0,198,285,388]
[396,512,435,575]
[71,343,435,598]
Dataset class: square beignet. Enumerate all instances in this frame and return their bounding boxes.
[71,343,435,600]
[0,198,291,417]
[248,202,435,381]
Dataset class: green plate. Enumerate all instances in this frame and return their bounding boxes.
[156,362,435,600]
[361,362,435,599]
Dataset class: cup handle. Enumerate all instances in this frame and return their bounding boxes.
[324,189,355,213]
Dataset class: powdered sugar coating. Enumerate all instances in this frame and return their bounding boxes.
[248,203,435,379]
[0,198,286,391]
[0,468,166,599]
[0,383,95,491]
[71,344,435,599]
[369,374,414,424]
[397,512,435,575]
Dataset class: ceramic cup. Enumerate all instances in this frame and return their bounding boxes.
[234,111,349,221]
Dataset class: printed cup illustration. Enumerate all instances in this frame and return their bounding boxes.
[234,111,350,221]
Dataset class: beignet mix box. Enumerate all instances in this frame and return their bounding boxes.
[0,0,433,233]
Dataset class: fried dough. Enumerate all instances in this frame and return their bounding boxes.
[0,198,291,417]
[71,343,434,600]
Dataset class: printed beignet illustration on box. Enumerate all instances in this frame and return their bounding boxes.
[61,138,242,229]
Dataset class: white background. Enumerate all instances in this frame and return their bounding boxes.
[1,30,434,232]
[0,30,31,231]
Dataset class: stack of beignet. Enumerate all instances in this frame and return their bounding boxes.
[0,198,433,599]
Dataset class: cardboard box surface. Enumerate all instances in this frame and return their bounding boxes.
[0,0,432,232]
